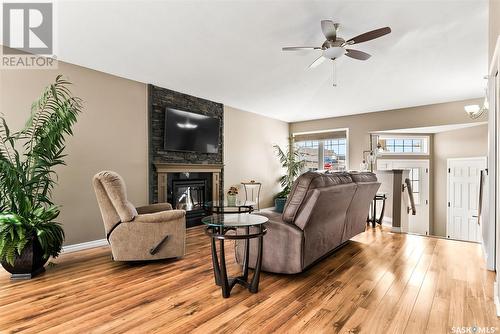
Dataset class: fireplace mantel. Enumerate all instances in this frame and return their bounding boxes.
[154,163,223,174]
[154,163,223,205]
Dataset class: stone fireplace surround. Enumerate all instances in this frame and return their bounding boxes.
[148,85,224,226]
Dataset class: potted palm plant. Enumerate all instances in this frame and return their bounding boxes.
[273,137,304,213]
[0,75,82,279]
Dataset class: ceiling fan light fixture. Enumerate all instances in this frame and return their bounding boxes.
[323,47,345,60]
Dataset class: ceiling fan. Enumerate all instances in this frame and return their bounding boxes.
[282,20,391,86]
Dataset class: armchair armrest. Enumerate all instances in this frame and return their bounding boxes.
[136,202,173,214]
[134,209,185,223]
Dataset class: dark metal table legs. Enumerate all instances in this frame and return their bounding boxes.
[367,194,387,227]
[207,225,265,298]
[249,225,263,293]
[371,199,377,228]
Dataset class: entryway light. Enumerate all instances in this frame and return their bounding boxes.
[465,85,489,119]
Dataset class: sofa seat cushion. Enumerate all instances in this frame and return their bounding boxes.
[282,171,353,224]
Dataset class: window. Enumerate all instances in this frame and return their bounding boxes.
[323,138,347,170]
[296,140,320,171]
[377,136,429,155]
[409,168,420,204]
[294,132,348,172]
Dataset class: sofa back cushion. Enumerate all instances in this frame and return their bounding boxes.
[301,182,357,267]
[349,171,378,183]
[282,171,353,224]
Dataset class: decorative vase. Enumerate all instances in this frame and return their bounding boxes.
[1,238,48,280]
[275,197,287,213]
[227,194,237,206]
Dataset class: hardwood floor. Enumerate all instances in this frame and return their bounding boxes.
[0,226,498,333]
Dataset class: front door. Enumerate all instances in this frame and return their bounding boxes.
[447,157,487,242]
[377,159,430,235]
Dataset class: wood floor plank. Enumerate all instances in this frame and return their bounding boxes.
[0,225,498,334]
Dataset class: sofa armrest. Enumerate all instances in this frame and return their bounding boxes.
[134,209,185,223]
[136,202,173,214]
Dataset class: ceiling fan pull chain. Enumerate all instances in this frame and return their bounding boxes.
[333,60,337,87]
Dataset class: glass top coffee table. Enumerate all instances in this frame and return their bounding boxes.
[202,213,268,298]
[204,200,257,214]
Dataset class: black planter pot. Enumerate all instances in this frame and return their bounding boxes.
[275,197,287,213]
[1,238,48,280]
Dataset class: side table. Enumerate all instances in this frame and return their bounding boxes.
[241,181,262,211]
[202,214,268,298]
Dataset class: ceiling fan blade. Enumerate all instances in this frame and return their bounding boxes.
[309,56,326,69]
[321,20,337,41]
[282,46,321,51]
[345,27,391,45]
[345,49,371,60]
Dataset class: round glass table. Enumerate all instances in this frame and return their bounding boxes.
[202,213,268,298]
[204,200,257,214]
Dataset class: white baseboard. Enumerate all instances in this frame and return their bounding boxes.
[391,226,402,233]
[62,239,108,253]
[382,217,392,228]
[495,282,500,317]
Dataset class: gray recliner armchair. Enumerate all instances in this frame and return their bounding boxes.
[93,171,186,261]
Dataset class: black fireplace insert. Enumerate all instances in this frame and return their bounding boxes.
[167,172,213,227]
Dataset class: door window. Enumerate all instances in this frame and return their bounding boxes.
[409,168,420,204]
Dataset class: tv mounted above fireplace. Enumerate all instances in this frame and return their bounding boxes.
[164,108,220,154]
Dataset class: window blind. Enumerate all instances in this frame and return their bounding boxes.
[293,130,347,142]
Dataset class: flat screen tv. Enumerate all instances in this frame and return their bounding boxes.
[164,108,220,154]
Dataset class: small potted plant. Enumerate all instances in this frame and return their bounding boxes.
[0,76,82,279]
[274,137,305,213]
[227,186,238,206]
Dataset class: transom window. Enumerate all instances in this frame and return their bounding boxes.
[377,135,429,155]
[385,139,423,153]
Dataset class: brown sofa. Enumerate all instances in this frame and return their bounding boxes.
[93,171,186,261]
[235,171,380,274]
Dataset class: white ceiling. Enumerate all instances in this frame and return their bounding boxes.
[375,122,488,134]
[53,0,488,122]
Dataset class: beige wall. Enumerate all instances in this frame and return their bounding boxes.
[490,0,500,62]
[433,124,488,237]
[290,99,485,170]
[0,62,149,245]
[0,62,290,245]
[224,106,288,208]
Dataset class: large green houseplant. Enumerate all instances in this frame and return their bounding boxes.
[273,137,304,213]
[0,75,82,279]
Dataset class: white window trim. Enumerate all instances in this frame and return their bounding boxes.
[293,128,350,170]
[376,134,430,156]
